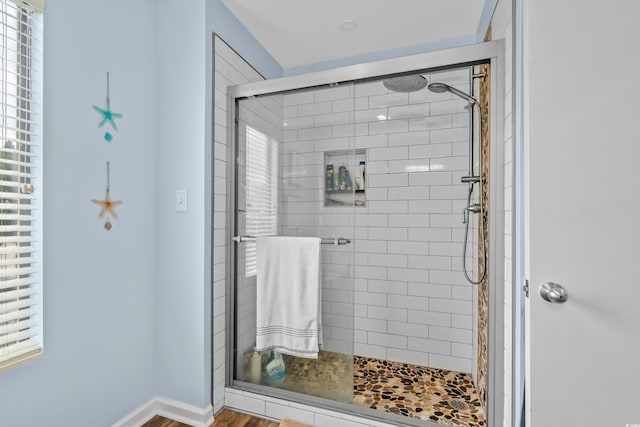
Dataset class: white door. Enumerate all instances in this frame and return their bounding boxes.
[525,1,640,426]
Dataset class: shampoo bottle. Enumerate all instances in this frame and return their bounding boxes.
[326,164,334,191]
[247,347,261,383]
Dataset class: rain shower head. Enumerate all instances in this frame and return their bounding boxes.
[428,82,478,105]
[383,75,428,93]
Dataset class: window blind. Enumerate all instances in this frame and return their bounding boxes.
[0,0,43,372]
[245,125,278,277]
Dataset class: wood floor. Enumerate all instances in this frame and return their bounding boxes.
[142,409,279,427]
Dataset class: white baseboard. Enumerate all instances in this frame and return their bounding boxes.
[111,398,157,427]
[112,396,215,427]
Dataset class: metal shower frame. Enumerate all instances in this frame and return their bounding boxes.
[224,40,506,427]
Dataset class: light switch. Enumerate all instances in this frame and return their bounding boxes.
[176,190,188,213]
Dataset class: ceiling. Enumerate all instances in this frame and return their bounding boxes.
[221,0,489,70]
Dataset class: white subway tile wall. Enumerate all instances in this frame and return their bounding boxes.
[280,69,480,372]
[491,0,515,424]
[213,36,268,413]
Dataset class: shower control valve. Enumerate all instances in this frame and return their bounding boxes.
[467,203,481,214]
[462,204,481,224]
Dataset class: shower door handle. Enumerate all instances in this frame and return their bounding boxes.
[539,282,568,303]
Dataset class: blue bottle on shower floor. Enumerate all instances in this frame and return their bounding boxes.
[265,351,286,386]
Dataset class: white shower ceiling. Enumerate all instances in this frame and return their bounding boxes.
[221,0,489,69]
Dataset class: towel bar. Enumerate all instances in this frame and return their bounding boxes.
[232,235,351,245]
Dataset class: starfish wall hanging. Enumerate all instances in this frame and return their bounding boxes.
[92,161,122,231]
[92,72,123,142]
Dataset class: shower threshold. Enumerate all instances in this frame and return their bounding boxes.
[248,351,486,426]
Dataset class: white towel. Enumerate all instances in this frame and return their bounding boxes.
[256,236,323,359]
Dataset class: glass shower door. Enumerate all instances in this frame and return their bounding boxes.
[232,85,356,403]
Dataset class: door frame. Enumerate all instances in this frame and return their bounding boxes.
[512,0,526,426]
[224,40,507,426]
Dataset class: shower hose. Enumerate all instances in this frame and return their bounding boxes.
[462,182,487,285]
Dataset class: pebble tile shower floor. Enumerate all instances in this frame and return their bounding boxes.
[270,351,486,426]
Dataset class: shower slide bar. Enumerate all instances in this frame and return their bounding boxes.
[232,235,352,246]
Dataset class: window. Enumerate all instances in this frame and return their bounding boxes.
[245,125,278,277]
[0,0,43,372]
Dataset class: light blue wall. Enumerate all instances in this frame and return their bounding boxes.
[0,0,281,424]
[0,0,158,425]
[152,0,283,412]
[154,0,209,409]
[208,1,283,79]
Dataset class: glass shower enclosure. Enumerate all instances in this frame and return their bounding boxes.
[225,40,504,427]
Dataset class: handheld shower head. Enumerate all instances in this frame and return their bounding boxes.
[428,82,478,105]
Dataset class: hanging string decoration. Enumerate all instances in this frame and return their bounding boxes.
[92,161,122,231]
[92,72,123,142]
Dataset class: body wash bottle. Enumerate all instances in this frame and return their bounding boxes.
[359,161,366,189]
[265,351,286,386]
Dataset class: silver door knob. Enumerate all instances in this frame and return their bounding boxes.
[539,282,568,303]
